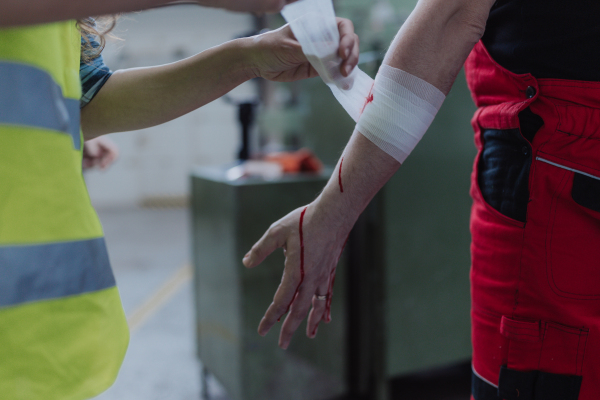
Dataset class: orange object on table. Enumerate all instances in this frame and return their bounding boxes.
[263,148,323,173]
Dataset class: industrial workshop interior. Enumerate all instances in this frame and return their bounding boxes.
[84,2,475,399]
[4,0,482,399]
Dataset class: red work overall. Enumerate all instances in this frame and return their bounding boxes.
[465,41,600,400]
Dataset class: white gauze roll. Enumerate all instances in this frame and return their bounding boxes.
[281,0,374,122]
[356,65,445,163]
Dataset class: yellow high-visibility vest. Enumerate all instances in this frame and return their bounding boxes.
[0,21,129,400]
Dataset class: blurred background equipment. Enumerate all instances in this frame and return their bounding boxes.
[87,0,476,399]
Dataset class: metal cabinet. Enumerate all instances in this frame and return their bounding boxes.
[191,167,347,400]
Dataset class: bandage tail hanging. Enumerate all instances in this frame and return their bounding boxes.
[281,0,374,122]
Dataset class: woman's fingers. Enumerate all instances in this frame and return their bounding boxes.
[336,18,359,76]
[336,17,355,52]
[257,258,303,336]
[97,138,119,169]
[306,281,329,338]
[341,34,360,77]
[279,282,316,349]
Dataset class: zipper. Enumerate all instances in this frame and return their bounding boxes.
[536,157,600,181]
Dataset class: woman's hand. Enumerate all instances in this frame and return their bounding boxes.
[246,18,359,82]
[82,136,119,170]
[242,200,351,349]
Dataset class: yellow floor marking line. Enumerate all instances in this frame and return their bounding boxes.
[127,262,193,333]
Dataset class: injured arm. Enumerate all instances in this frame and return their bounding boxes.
[242,0,495,349]
[317,0,495,230]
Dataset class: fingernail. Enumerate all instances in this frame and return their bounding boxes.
[344,47,349,58]
[243,252,250,259]
[344,64,352,76]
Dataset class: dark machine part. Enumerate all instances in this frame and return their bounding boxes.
[344,192,387,400]
[228,24,268,162]
[237,102,255,161]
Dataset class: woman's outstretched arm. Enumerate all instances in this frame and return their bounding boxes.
[0,0,293,27]
[81,19,359,138]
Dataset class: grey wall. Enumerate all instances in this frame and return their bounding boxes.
[85,5,253,208]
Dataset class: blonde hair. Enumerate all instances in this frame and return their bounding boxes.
[77,16,119,63]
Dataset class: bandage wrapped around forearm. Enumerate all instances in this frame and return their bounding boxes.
[282,0,445,163]
[356,65,446,163]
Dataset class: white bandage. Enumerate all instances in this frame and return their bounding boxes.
[356,65,445,163]
[282,0,375,122]
[282,0,445,163]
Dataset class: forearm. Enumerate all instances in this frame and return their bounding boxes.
[0,0,165,27]
[81,38,255,139]
[314,0,494,229]
[314,132,399,234]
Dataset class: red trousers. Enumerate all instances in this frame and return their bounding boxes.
[466,41,600,400]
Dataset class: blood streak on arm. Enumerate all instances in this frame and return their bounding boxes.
[338,157,344,193]
[280,206,308,320]
[359,83,375,116]
[341,85,375,195]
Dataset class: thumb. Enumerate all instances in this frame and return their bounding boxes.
[243,225,286,268]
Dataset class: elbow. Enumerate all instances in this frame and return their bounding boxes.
[444,0,494,45]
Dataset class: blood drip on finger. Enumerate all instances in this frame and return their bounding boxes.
[280,206,308,320]
[325,268,337,322]
[324,234,349,322]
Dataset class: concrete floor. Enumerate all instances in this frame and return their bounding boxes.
[91,207,228,400]
[89,206,471,400]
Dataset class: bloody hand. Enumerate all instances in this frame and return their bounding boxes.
[242,202,349,349]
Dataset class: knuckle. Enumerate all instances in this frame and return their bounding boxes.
[305,272,322,286]
[268,223,284,238]
[290,309,307,321]
[271,301,288,315]
[250,244,261,256]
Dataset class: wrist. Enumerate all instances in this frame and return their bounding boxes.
[234,37,261,81]
[312,189,361,236]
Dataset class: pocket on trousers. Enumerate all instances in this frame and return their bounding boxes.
[478,128,532,223]
[498,316,587,400]
[537,158,600,299]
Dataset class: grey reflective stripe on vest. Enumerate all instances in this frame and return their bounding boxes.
[0,61,81,150]
[0,237,115,307]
